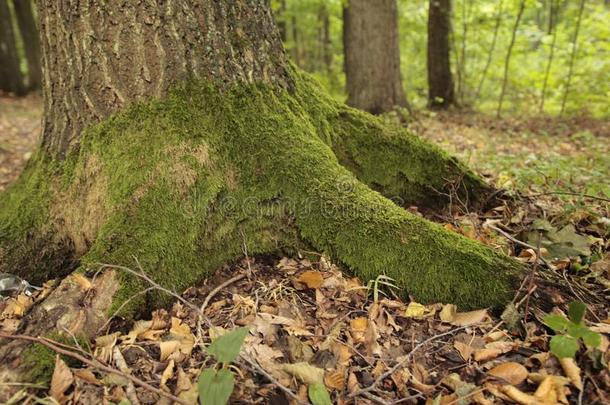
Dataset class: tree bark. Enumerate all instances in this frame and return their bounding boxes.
[427,0,455,109]
[343,0,408,114]
[36,0,291,158]
[12,0,41,90]
[0,0,26,95]
[0,0,521,389]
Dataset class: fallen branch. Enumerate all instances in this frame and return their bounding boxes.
[349,325,470,399]
[0,332,190,405]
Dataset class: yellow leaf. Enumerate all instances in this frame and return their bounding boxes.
[405,302,427,317]
[488,362,528,385]
[559,357,583,391]
[159,340,181,361]
[454,341,474,361]
[297,271,324,289]
[350,317,368,343]
[282,362,324,384]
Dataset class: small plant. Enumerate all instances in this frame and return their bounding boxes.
[544,301,601,358]
[366,274,398,302]
[198,327,249,405]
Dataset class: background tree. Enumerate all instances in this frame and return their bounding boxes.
[343,0,408,114]
[0,0,26,95]
[560,0,586,116]
[427,0,455,109]
[12,0,41,90]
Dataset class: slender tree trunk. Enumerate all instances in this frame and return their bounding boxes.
[539,0,558,113]
[12,0,40,90]
[0,0,26,95]
[290,14,302,67]
[343,0,407,114]
[319,3,332,75]
[276,0,287,42]
[474,0,503,100]
[456,0,472,104]
[427,0,455,109]
[560,0,586,116]
[496,0,526,117]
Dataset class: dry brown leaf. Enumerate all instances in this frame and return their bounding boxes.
[71,273,93,291]
[160,359,175,388]
[559,357,583,391]
[160,340,181,361]
[350,317,368,343]
[499,385,544,405]
[94,332,120,363]
[50,355,74,404]
[297,271,324,289]
[440,304,489,326]
[533,376,557,403]
[73,369,101,385]
[347,372,360,393]
[474,347,502,362]
[454,341,474,361]
[324,370,345,391]
[488,362,528,385]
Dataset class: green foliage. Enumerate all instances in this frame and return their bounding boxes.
[544,301,601,358]
[275,0,610,117]
[308,382,333,405]
[207,327,250,364]
[366,274,398,303]
[198,327,249,405]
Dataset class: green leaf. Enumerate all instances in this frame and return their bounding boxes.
[549,335,579,358]
[581,329,602,348]
[543,314,569,332]
[568,301,586,324]
[207,327,249,364]
[308,382,332,405]
[198,368,235,405]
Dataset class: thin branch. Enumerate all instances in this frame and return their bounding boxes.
[240,355,306,404]
[497,0,526,117]
[539,0,558,113]
[525,191,610,203]
[0,332,190,405]
[485,223,549,267]
[349,325,470,398]
[199,274,247,314]
[560,0,587,116]
[474,0,504,100]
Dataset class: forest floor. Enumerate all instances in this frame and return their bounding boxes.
[1,96,609,404]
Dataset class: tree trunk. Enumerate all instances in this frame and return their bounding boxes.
[343,0,408,114]
[12,0,40,90]
[427,0,455,109]
[0,0,521,389]
[0,0,26,95]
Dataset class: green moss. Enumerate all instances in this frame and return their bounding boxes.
[1,69,521,312]
[19,342,57,385]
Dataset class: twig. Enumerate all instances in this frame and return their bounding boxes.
[97,287,156,335]
[0,332,190,405]
[525,191,610,203]
[199,274,247,314]
[94,262,200,313]
[349,325,470,398]
[240,355,306,404]
[485,224,549,267]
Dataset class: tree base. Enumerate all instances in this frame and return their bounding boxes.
[0,70,521,317]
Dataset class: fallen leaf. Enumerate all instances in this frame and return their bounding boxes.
[282,362,325,384]
[349,317,368,343]
[488,362,528,385]
[297,271,324,289]
[559,357,583,390]
[50,355,74,403]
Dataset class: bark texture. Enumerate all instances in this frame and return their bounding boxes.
[0,0,26,95]
[12,0,41,90]
[37,0,291,157]
[343,0,407,114]
[427,0,455,109]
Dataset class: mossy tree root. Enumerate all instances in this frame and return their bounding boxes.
[0,72,522,322]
